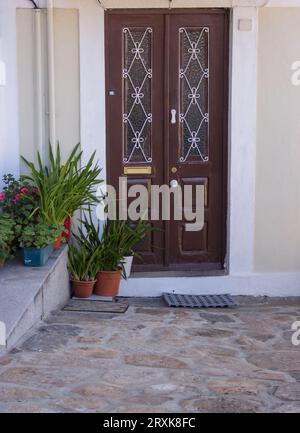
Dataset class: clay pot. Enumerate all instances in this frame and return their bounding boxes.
[71,279,96,298]
[53,234,62,250]
[94,271,121,297]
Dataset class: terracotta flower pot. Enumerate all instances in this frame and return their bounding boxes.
[71,279,96,298]
[53,234,62,250]
[94,271,121,297]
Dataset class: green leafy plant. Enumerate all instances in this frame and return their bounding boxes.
[76,212,150,255]
[67,244,100,282]
[19,222,62,249]
[21,143,103,224]
[120,219,152,257]
[0,214,16,265]
[73,210,152,274]
[99,224,126,272]
[100,219,150,269]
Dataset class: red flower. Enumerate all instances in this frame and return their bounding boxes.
[14,193,21,202]
[0,192,5,201]
[64,217,71,230]
[20,187,29,194]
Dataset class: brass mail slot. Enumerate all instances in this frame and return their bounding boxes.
[123,166,152,175]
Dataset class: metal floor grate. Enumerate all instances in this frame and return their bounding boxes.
[162,293,236,308]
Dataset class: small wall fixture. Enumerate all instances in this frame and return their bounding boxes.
[238,19,253,32]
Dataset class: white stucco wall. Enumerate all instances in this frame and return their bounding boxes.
[17,9,46,170]
[0,1,20,187]
[16,7,80,169]
[53,8,80,162]
[255,7,300,272]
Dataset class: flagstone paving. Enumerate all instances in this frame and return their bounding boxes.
[0,296,300,413]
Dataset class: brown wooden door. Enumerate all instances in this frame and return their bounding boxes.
[105,10,228,272]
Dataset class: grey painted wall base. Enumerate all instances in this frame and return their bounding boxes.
[0,246,70,356]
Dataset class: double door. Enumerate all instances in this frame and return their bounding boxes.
[106,10,228,271]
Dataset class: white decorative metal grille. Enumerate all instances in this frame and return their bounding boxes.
[179,27,209,163]
[122,27,153,164]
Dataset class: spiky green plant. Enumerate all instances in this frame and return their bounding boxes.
[73,209,152,274]
[21,143,102,224]
[67,244,101,282]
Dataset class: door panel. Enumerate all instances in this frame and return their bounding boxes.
[105,10,228,272]
[168,13,227,269]
[106,14,165,269]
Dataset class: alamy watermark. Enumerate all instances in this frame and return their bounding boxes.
[291,321,300,346]
[96,177,205,232]
[291,61,300,86]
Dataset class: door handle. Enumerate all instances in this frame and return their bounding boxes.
[170,179,178,188]
[170,109,176,124]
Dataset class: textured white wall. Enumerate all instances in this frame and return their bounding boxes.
[16,8,80,169]
[0,0,20,186]
[255,8,300,271]
[103,0,300,7]
[228,7,258,273]
[53,8,80,162]
[17,9,45,171]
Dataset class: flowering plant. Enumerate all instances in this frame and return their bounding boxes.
[0,174,40,232]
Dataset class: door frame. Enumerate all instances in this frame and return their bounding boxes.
[104,8,229,273]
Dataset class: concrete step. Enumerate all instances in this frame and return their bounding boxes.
[0,246,70,356]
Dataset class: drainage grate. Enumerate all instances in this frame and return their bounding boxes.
[162,293,236,308]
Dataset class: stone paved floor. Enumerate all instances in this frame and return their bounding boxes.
[0,296,300,413]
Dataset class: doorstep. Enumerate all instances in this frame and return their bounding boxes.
[72,294,114,302]
[0,246,70,356]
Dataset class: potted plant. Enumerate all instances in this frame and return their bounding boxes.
[19,222,62,267]
[72,214,123,297]
[73,211,152,295]
[120,219,152,278]
[21,143,102,249]
[94,220,133,297]
[0,214,15,267]
[67,244,100,298]
[94,250,123,297]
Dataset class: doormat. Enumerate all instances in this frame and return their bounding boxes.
[63,299,129,314]
[162,293,236,308]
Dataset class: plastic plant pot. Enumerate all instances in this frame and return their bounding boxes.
[123,255,133,279]
[23,244,53,267]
